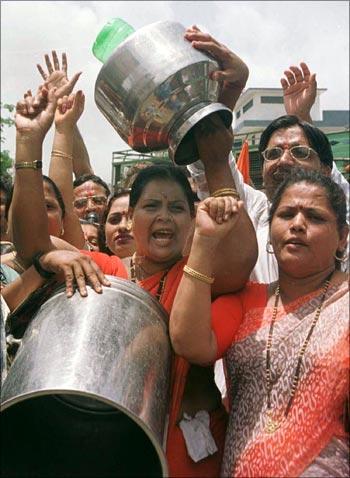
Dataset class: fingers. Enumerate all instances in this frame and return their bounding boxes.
[67,71,82,91]
[45,53,54,74]
[62,52,67,73]
[283,69,296,86]
[52,50,60,70]
[299,62,311,81]
[289,66,304,83]
[204,196,238,224]
[37,63,47,81]
[46,87,58,115]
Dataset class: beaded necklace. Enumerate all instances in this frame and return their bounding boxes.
[264,273,332,433]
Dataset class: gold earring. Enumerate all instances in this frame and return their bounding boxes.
[266,239,274,254]
[334,250,349,262]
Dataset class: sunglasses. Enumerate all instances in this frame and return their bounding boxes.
[73,195,107,209]
[262,145,318,162]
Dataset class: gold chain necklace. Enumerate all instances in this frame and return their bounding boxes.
[130,254,168,302]
[264,274,332,434]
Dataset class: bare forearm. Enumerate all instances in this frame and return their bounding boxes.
[13,135,52,262]
[50,128,85,248]
[2,266,46,312]
[203,162,257,294]
[73,126,93,177]
[170,233,217,363]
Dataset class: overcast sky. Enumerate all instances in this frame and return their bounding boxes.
[1,1,349,183]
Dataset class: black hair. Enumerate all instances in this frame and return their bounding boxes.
[43,175,65,219]
[73,174,110,197]
[5,176,65,221]
[129,164,196,217]
[0,175,12,200]
[103,189,131,225]
[268,168,348,264]
[259,115,334,169]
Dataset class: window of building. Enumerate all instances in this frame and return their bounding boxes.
[261,96,284,104]
[242,99,253,113]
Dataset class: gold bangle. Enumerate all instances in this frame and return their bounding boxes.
[212,188,240,199]
[183,264,214,284]
[15,160,43,170]
[51,149,73,161]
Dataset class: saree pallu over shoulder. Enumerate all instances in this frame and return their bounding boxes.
[222,279,349,478]
[140,257,190,432]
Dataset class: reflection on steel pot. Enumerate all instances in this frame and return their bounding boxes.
[1,277,171,477]
[94,20,232,165]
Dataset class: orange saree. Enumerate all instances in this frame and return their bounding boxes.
[211,280,349,477]
[140,257,227,477]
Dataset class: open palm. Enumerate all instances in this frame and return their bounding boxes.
[37,51,81,99]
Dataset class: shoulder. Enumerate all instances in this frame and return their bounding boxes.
[212,282,268,315]
[80,250,128,279]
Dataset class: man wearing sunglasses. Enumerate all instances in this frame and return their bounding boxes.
[73,174,110,223]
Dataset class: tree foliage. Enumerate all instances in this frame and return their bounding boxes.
[1,102,15,180]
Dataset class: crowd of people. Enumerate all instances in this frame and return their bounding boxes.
[0,24,349,478]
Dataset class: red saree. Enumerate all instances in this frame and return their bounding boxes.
[140,257,227,477]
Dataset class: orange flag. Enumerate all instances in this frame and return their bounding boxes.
[236,140,251,184]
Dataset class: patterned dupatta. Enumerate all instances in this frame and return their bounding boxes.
[222,279,349,478]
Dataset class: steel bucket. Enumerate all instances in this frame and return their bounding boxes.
[1,276,171,477]
[94,20,233,165]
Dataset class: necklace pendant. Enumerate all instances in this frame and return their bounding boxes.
[265,411,281,434]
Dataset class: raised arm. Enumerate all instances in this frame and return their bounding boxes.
[194,114,258,295]
[281,62,317,123]
[13,86,57,258]
[12,87,110,295]
[170,196,244,364]
[37,51,94,177]
[50,91,86,248]
[184,25,249,111]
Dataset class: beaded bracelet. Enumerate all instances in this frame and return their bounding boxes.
[183,265,214,285]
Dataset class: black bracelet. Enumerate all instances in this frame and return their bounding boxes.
[32,252,55,280]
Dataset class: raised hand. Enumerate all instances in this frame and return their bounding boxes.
[54,90,85,132]
[15,87,57,141]
[195,196,243,242]
[37,51,81,99]
[194,113,233,166]
[281,62,316,122]
[38,249,111,298]
[185,25,249,109]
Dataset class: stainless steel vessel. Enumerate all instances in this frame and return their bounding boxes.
[95,20,232,165]
[1,277,171,477]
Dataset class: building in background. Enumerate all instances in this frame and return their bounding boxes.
[111,87,349,190]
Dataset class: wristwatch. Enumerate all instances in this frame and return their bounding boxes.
[15,160,43,170]
[32,252,55,279]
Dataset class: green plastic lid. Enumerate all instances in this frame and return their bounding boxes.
[93,18,135,63]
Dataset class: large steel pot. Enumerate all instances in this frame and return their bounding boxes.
[95,20,232,165]
[1,276,171,477]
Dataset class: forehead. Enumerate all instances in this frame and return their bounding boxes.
[74,181,107,198]
[43,181,58,200]
[139,179,187,201]
[109,195,130,214]
[278,182,332,211]
[267,125,310,147]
